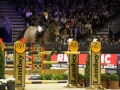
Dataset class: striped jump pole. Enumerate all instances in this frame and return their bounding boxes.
[6,61,67,64]
[6,61,32,64]
[28,51,52,55]
[26,80,67,84]
[5,64,31,68]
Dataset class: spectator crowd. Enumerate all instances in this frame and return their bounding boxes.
[15,0,120,45]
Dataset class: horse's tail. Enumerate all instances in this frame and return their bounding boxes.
[16,26,30,41]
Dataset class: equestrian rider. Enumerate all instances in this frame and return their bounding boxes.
[34,8,53,43]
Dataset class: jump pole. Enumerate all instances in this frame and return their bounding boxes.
[26,80,67,84]
[42,47,45,74]
[31,43,34,70]
[14,40,26,90]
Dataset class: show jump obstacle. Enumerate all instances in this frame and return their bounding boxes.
[0,38,106,90]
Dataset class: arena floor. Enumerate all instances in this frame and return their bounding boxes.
[5,68,119,90]
[25,84,120,90]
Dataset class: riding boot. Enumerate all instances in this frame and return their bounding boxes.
[34,30,39,44]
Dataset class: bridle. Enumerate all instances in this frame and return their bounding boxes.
[48,24,60,38]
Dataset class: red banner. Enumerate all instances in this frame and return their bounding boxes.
[51,54,118,65]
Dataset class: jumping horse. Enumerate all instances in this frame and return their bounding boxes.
[16,21,61,55]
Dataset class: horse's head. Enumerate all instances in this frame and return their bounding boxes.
[48,20,61,37]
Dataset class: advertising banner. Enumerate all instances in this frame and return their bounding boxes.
[51,54,119,65]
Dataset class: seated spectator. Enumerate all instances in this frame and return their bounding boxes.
[22,6,28,17]
[35,5,41,14]
[73,27,78,40]
[85,37,91,45]
[66,18,74,29]
[26,9,33,18]
[80,24,87,41]
[38,0,44,4]
[85,20,92,36]
[26,9,33,26]
[61,30,69,45]
[30,5,35,15]
[98,35,104,45]
[116,38,120,45]
[18,3,25,15]
[69,30,74,38]
[104,34,110,45]
[54,9,60,17]
[61,16,67,27]
[110,35,117,42]
[103,8,109,22]
[98,11,105,28]
[110,39,116,46]
[109,7,114,20]
[54,15,60,22]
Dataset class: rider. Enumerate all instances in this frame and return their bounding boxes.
[34,8,53,43]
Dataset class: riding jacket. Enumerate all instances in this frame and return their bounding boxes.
[39,14,52,27]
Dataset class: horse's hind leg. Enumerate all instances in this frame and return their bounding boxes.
[34,30,39,44]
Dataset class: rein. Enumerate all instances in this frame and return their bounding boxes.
[48,27,56,35]
[47,23,59,38]
[48,27,58,38]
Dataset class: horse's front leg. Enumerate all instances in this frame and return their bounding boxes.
[54,39,62,54]
[50,46,55,56]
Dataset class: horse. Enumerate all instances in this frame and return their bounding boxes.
[16,21,61,54]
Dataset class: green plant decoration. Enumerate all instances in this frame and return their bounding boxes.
[61,74,68,80]
[7,78,15,85]
[78,73,84,79]
[84,43,90,80]
[0,46,5,79]
[109,74,119,81]
[52,74,63,80]
[39,74,52,80]
[101,73,109,81]
[45,54,52,69]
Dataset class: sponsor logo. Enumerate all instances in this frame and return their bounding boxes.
[17,55,24,86]
[69,54,78,84]
[14,41,26,53]
[51,54,118,65]
[93,53,99,84]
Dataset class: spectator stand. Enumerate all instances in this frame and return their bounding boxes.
[13,0,120,46]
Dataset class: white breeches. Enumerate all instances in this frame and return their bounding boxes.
[38,25,43,32]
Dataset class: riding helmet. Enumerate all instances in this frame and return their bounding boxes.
[43,8,48,12]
